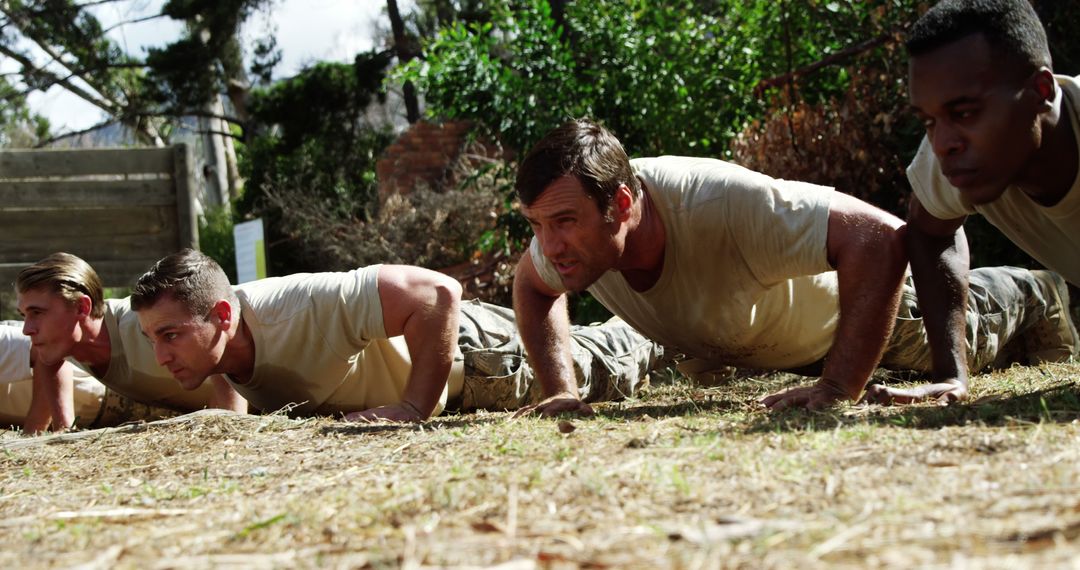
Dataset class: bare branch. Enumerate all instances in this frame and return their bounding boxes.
[754,31,899,95]
[102,13,168,35]
[0,42,116,114]
[197,129,244,141]
[0,5,129,111]
[74,0,130,8]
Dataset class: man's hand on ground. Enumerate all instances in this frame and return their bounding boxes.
[860,380,967,405]
[761,379,850,411]
[344,402,425,423]
[513,392,595,418]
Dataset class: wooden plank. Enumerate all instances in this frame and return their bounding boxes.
[0,259,165,290]
[0,147,174,178]
[0,179,176,208]
[173,143,199,250]
[0,232,178,263]
[0,206,177,239]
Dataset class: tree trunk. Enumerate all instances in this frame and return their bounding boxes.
[387,0,420,123]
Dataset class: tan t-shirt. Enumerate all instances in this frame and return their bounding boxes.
[907,74,1080,286]
[228,266,464,416]
[530,156,839,371]
[0,325,105,428]
[84,298,217,411]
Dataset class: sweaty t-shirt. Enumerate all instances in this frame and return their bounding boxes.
[530,156,839,372]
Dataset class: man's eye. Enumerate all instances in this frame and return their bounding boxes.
[165,333,178,341]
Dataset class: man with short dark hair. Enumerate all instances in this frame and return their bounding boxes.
[130,249,659,420]
[867,0,1079,404]
[512,118,1076,416]
[16,253,247,430]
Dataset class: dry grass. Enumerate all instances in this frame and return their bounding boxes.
[2,363,1079,569]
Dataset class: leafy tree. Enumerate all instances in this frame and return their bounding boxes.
[0,76,50,147]
[0,0,273,148]
[238,52,396,274]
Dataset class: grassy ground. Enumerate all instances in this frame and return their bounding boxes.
[1,363,1078,569]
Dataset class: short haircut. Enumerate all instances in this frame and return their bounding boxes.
[515,118,641,216]
[130,249,237,318]
[16,253,106,319]
[906,0,1052,71]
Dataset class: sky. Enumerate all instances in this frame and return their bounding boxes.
[10,0,394,133]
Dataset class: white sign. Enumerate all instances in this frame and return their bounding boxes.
[233,219,267,284]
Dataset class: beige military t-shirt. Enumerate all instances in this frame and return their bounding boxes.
[907,74,1080,286]
[0,325,105,428]
[83,298,217,411]
[530,156,839,372]
[228,266,464,416]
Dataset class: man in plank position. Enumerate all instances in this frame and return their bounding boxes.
[16,253,248,431]
[869,0,1080,404]
[129,249,659,420]
[510,118,1076,416]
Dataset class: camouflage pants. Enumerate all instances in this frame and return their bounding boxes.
[453,300,661,411]
[880,266,1055,373]
[89,389,179,428]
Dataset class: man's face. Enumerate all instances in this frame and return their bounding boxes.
[908,33,1043,204]
[521,175,623,292]
[17,288,81,366]
[137,295,225,390]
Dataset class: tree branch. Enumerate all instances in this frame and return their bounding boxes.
[0,5,129,111]
[0,42,116,114]
[102,13,168,35]
[754,31,898,95]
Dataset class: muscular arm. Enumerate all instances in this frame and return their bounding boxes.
[24,358,74,433]
[207,375,248,413]
[863,196,969,404]
[346,265,462,422]
[763,192,907,410]
[511,253,593,417]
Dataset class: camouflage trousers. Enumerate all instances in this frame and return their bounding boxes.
[880,266,1058,373]
[89,390,179,428]
[452,300,662,411]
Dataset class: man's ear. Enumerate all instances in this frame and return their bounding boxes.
[1031,68,1057,111]
[212,300,233,329]
[75,294,93,319]
[613,184,634,222]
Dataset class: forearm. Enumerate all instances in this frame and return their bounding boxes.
[23,385,53,434]
[822,278,903,400]
[907,225,970,382]
[513,278,578,399]
[27,363,73,432]
[399,282,460,419]
[822,203,907,400]
[208,375,248,413]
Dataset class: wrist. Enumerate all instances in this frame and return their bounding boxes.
[400,399,428,420]
[818,376,861,401]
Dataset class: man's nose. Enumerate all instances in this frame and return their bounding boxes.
[538,228,566,257]
[931,122,966,157]
[154,343,172,366]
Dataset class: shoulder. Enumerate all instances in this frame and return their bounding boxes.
[237,267,382,323]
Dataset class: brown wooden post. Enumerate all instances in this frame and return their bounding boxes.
[173,143,200,251]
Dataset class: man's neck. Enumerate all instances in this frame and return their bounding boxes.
[69,317,111,372]
[1021,88,1079,206]
[619,184,667,292]
[217,317,256,383]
